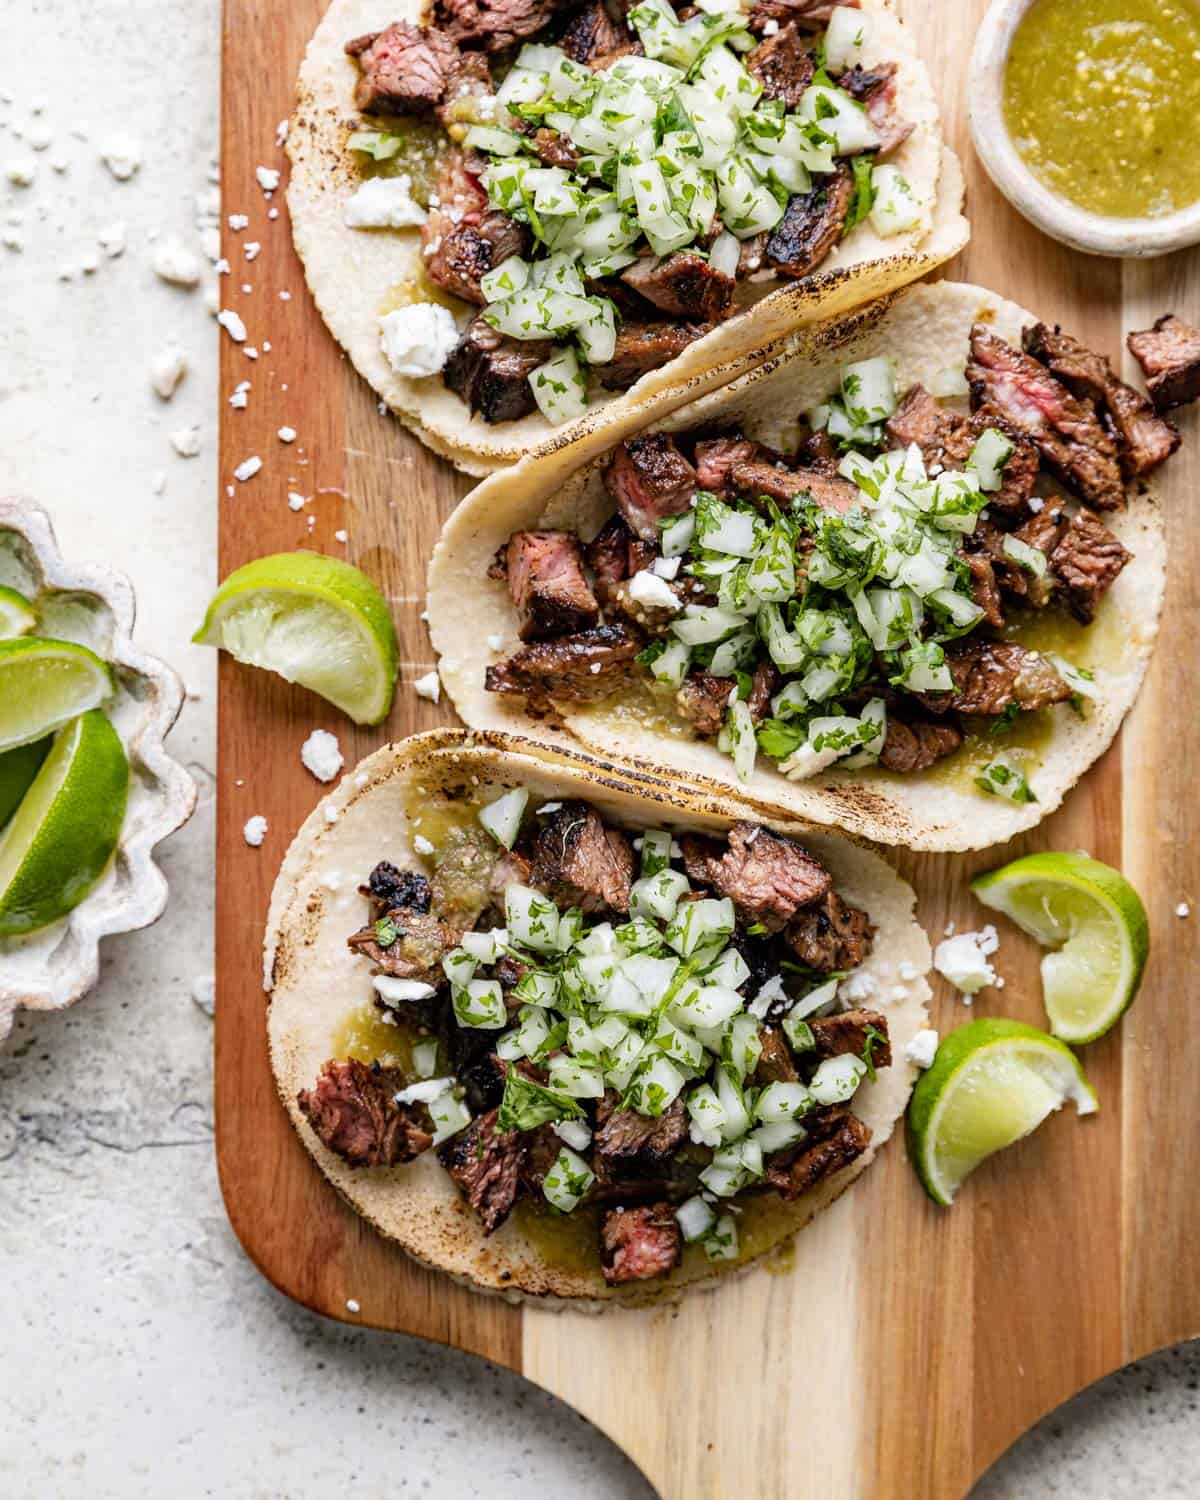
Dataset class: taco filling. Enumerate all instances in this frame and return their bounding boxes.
[340,0,924,424]
[483,318,1187,796]
[298,791,892,1284]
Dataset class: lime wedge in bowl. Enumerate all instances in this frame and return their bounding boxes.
[0,586,37,639]
[971,852,1149,1044]
[0,737,52,828]
[0,637,114,753]
[907,1018,1097,1207]
[193,552,399,725]
[0,710,129,937]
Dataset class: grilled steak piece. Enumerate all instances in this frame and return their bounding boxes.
[764,1112,872,1199]
[594,1092,688,1181]
[694,435,777,493]
[348,905,454,981]
[1127,314,1200,411]
[432,0,568,51]
[921,640,1070,717]
[810,1009,890,1067]
[834,62,912,155]
[676,672,734,738]
[1048,508,1132,623]
[438,1107,524,1234]
[886,384,1039,514]
[561,0,637,67]
[730,457,858,513]
[298,1059,433,1168]
[786,890,875,972]
[600,1202,682,1284]
[621,251,735,323]
[765,163,854,279]
[967,326,1124,510]
[1022,322,1180,479]
[584,513,659,609]
[444,316,549,423]
[604,435,698,542]
[423,152,528,305]
[756,1025,800,1085]
[529,801,634,913]
[749,0,860,32]
[489,849,533,909]
[345,23,462,114]
[485,622,644,702]
[531,125,578,168]
[597,321,712,389]
[747,23,815,108]
[679,822,831,933]
[747,657,780,722]
[878,712,963,774]
[963,549,1005,629]
[366,862,432,913]
[503,530,600,640]
[969,512,1058,609]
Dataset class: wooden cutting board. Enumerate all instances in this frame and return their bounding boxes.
[214,2,1200,1494]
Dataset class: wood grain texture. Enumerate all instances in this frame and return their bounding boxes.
[215,0,1200,1493]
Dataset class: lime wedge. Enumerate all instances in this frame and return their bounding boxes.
[193,552,399,725]
[0,710,129,937]
[0,586,37,639]
[0,637,115,753]
[971,852,1149,1044]
[906,1018,1098,1207]
[0,737,52,828]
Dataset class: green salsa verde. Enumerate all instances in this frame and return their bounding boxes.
[1003,0,1200,219]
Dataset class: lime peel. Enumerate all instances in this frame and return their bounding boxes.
[193,552,399,725]
[907,1017,1097,1207]
[0,585,37,640]
[971,852,1149,1044]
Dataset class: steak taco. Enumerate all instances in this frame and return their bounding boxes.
[429,281,1177,850]
[287,0,967,474]
[266,730,930,1303]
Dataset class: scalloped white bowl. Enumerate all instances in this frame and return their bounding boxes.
[0,499,198,1042]
[969,0,1200,258]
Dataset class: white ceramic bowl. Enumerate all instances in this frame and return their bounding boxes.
[0,499,198,1042]
[968,0,1200,258]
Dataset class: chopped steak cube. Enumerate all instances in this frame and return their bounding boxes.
[529,801,634,913]
[621,251,735,323]
[1023,322,1179,479]
[694,435,777,493]
[963,549,1004,628]
[1127,314,1200,411]
[597,321,713,390]
[504,530,600,640]
[786,890,875,972]
[432,0,569,51]
[344,23,462,114]
[676,672,735,739]
[438,1107,525,1234]
[967,326,1124,510]
[749,0,861,33]
[764,1113,872,1199]
[887,385,1039,516]
[765,162,854,279]
[681,821,831,933]
[921,640,1071,717]
[730,457,858,513]
[1048,509,1132,623]
[560,0,638,67]
[347,906,454,982]
[877,713,963,774]
[600,1202,682,1284]
[594,1092,688,1181]
[484,622,644,702]
[603,435,697,542]
[444,316,549,424]
[810,1009,891,1067]
[755,1026,800,1085]
[747,23,815,108]
[298,1059,432,1168]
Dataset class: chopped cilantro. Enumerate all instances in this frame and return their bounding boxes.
[374,916,398,948]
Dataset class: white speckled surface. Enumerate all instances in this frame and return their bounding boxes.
[0,4,1197,1496]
